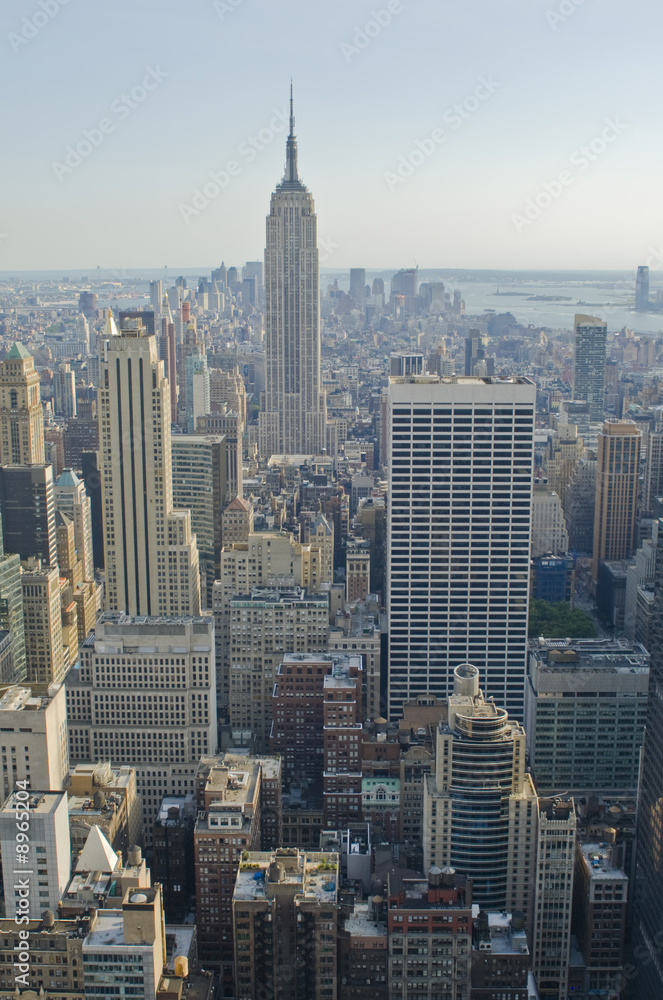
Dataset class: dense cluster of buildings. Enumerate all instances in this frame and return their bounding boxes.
[1,101,663,1000]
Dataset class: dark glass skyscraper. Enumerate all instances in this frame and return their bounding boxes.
[635,265,650,311]
[573,313,607,421]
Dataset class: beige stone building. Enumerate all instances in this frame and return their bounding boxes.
[214,529,333,713]
[66,760,142,858]
[100,316,200,617]
[197,405,243,503]
[222,495,254,545]
[228,586,328,750]
[66,614,216,840]
[21,561,66,684]
[531,483,569,557]
[592,419,641,580]
[0,342,44,466]
[547,424,584,508]
[209,365,247,424]
[0,682,69,799]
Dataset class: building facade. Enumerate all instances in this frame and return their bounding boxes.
[99,316,200,616]
[66,614,216,839]
[232,848,339,1000]
[423,664,537,914]
[573,315,607,421]
[525,637,649,792]
[0,343,45,466]
[228,587,329,751]
[171,434,227,610]
[592,420,640,580]
[531,797,576,1000]
[0,683,68,800]
[386,375,535,720]
[259,94,327,457]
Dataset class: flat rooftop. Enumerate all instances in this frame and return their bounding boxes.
[530,637,649,672]
[1,790,65,816]
[233,851,338,903]
[0,684,59,713]
[482,909,529,956]
[389,375,535,387]
[231,587,327,606]
[343,903,387,940]
[579,843,627,882]
[83,911,124,948]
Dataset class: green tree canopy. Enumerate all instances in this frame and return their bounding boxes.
[528,599,597,639]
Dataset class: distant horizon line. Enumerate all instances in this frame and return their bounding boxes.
[0,265,647,278]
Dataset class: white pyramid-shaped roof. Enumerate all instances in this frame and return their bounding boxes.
[103,309,119,338]
[75,824,119,873]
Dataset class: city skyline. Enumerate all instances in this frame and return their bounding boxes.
[1,0,662,270]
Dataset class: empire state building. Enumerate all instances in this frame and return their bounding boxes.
[259,91,327,458]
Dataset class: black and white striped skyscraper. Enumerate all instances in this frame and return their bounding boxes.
[386,375,536,721]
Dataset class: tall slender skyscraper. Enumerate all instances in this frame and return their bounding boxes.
[349,267,366,304]
[591,419,640,580]
[386,374,536,721]
[99,316,200,616]
[53,362,77,419]
[259,89,327,458]
[573,314,607,421]
[635,265,650,311]
[0,343,44,466]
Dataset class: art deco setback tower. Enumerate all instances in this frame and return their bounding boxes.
[0,343,45,466]
[99,317,200,616]
[386,375,535,721]
[573,314,607,421]
[258,91,327,458]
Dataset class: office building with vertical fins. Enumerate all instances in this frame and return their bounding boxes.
[99,315,200,616]
[258,89,327,458]
[386,374,535,721]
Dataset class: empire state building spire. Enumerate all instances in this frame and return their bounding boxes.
[259,89,327,458]
[284,81,300,186]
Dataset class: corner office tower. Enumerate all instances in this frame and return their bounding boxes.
[99,316,200,617]
[258,92,327,458]
[386,375,535,721]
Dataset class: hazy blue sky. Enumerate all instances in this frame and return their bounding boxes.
[1,0,661,271]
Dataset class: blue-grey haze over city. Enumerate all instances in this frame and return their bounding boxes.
[1,0,662,270]
[3,1,663,999]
